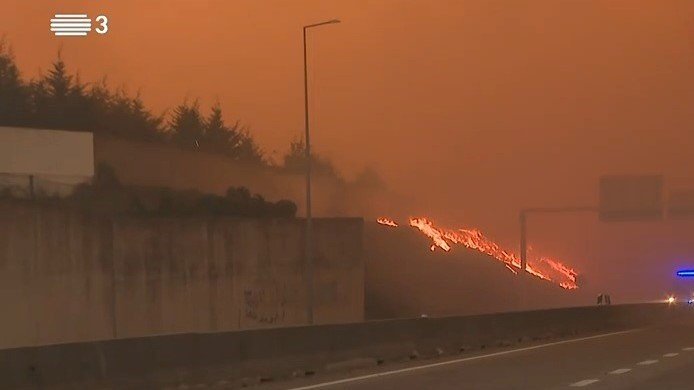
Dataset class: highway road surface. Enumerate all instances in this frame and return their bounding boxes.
[270,323,694,390]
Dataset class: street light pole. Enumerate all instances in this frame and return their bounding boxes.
[303,19,340,325]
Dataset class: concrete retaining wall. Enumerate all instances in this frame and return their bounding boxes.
[1,303,690,390]
[0,201,364,349]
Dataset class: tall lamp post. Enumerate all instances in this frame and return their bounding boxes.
[303,19,340,325]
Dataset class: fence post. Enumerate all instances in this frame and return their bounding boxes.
[29,175,35,199]
[110,219,118,339]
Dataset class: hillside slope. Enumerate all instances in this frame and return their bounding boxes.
[364,222,593,319]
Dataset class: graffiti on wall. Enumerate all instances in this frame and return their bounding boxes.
[243,284,288,324]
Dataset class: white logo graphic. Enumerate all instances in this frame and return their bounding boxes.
[51,14,109,37]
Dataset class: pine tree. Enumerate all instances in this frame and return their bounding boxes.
[32,53,90,130]
[169,101,205,148]
[45,57,72,99]
[126,93,164,141]
[201,104,265,164]
[0,41,31,126]
[203,103,232,153]
[234,128,265,164]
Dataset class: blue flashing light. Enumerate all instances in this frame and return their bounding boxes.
[676,270,694,277]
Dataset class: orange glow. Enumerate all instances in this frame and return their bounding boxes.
[378,216,579,289]
[376,217,398,227]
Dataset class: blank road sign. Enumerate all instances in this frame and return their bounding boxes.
[599,174,664,222]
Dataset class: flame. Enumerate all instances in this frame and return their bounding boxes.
[378,216,578,290]
[505,264,518,274]
[377,217,398,227]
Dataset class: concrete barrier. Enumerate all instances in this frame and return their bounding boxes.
[1,303,691,389]
[0,201,365,349]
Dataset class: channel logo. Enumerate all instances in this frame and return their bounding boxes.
[50,14,109,37]
[50,14,92,36]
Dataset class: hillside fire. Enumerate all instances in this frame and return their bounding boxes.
[377,217,578,290]
[376,217,398,227]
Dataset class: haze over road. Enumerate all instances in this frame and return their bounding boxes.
[3,0,694,300]
[273,323,694,390]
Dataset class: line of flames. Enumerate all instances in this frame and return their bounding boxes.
[376,217,578,289]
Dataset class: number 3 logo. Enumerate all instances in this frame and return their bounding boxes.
[95,15,109,34]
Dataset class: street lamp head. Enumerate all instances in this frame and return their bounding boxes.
[305,19,342,29]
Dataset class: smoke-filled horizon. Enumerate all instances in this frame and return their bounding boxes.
[2,0,694,300]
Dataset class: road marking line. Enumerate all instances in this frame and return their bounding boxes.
[683,347,694,351]
[609,368,631,375]
[663,353,679,357]
[637,359,658,365]
[285,329,642,390]
[570,379,599,387]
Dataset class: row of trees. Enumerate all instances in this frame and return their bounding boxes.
[68,164,298,217]
[0,41,360,180]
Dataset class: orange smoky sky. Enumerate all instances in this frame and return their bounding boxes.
[2,0,694,298]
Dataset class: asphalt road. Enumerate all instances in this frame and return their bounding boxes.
[274,323,694,390]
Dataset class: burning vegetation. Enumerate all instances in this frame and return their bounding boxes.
[376,217,398,227]
[377,217,578,290]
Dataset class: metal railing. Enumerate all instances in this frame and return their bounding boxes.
[0,172,89,199]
